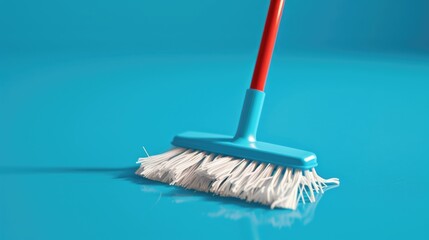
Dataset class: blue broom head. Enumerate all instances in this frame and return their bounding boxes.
[172,131,317,170]
[172,89,317,170]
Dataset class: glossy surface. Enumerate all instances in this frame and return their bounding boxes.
[1,53,429,239]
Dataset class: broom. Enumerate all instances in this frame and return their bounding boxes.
[136,0,339,210]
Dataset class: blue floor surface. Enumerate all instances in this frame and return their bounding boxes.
[1,52,428,239]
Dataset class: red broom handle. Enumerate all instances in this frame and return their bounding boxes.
[250,0,285,92]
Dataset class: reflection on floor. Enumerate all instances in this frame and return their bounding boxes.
[136,168,338,228]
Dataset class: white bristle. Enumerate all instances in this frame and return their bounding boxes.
[136,147,340,210]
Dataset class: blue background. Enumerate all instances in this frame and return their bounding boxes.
[1,1,429,240]
[1,0,429,55]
